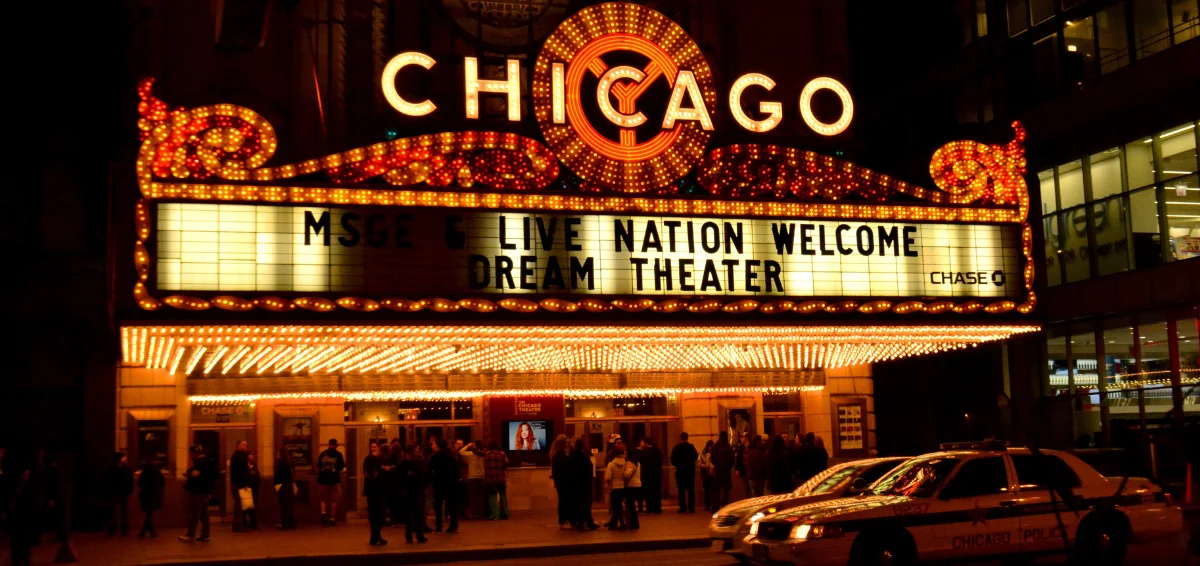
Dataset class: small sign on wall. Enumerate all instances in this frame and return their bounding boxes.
[831,399,868,457]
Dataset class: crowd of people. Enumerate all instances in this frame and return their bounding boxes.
[2,428,829,563]
[697,430,830,512]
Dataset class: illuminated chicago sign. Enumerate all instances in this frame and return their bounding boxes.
[131,2,1036,317]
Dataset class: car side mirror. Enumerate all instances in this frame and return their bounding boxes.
[850,477,868,492]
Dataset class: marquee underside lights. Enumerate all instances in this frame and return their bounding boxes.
[121,324,1040,378]
[188,386,827,405]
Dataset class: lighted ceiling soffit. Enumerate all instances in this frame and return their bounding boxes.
[122,324,1040,377]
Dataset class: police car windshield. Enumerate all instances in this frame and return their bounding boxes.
[871,457,960,498]
[794,462,860,495]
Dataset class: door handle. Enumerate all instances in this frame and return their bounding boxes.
[999,500,1018,507]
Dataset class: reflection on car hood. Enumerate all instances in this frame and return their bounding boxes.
[716,492,820,517]
[762,495,913,523]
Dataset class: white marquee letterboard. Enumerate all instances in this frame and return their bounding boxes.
[153,203,1023,298]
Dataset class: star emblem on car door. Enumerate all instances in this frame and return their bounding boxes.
[967,501,988,526]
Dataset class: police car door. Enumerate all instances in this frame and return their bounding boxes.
[1008,453,1082,553]
[927,456,1022,560]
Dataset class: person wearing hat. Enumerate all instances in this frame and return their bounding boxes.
[179,445,218,542]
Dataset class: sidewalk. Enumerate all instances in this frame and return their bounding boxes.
[29,510,713,565]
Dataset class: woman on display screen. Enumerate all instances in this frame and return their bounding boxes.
[514,422,542,450]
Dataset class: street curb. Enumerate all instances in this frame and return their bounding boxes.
[148,536,713,565]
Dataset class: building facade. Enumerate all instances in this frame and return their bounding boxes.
[850,0,1198,478]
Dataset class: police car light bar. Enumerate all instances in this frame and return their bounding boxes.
[939,440,1010,451]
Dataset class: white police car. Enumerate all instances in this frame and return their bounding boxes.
[743,442,1182,566]
[710,457,908,557]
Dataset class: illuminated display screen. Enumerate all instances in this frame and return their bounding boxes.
[154,203,1023,298]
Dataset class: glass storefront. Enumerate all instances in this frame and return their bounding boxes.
[1039,121,1199,285]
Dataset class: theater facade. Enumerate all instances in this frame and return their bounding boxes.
[116,3,1038,519]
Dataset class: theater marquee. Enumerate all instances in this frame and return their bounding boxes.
[130,2,1036,317]
[155,204,1021,299]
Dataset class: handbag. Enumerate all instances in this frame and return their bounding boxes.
[238,487,255,510]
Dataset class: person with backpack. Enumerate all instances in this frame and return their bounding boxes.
[316,439,345,526]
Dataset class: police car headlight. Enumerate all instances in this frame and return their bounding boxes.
[749,522,760,536]
[712,512,720,519]
[792,524,843,540]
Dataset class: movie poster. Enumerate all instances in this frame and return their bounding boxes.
[281,417,314,469]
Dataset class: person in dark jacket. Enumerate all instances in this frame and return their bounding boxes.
[179,445,218,542]
[639,438,663,514]
[549,435,571,528]
[794,433,816,484]
[428,438,460,533]
[710,432,735,508]
[136,459,164,538]
[105,451,134,536]
[387,438,404,526]
[9,466,37,566]
[399,444,428,543]
[363,442,388,546]
[229,440,250,532]
[747,435,768,497]
[569,437,600,530]
[316,439,345,526]
[765,435,793,495]
[669,432,698,513]
[274,446,296,530]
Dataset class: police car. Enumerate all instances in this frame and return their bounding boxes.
[710,457,908,557]
[743,442,1182,566]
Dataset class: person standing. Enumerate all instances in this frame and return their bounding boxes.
[669,433,698,514]
[699,440,714,512]
[549,435,571,528]
[812,436,830,475]
[459,440,486,520]
[765,435,793,495]
[710,432,735,508]
[104,451,134,537]
[316,438,345,526]
[747,436,767,497]
[622,447,642,530]
[603,445,627,530]
[245,453,261,529]
[388,438,405,526]
[179,444,217,542]
[399,444,428,543]
[136,459,164,538]
[640,438,663,514]
[428,439,460,533]
[9,467,37,566]
[274,446,296,530]
[483,441,509,520]
[569,438,600,530]
[733,432,750,502]
[363,443,388,546]
[229,440,250,532]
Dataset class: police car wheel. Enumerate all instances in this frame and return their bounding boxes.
[849,531,916,566]
[1074,513,1130,566]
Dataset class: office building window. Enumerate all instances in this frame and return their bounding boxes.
[1032,0,1057,22]
[1064,16,1098,83]
[1096,2,1130,73]
[1125,138,1156,189]
[1174,0,1199,43]
[1128,186,1164,267]
[1009,0,1032,34]
[1134,0,1172,57]
[1043,213,1065,286]
[1166,174,1200,260]
[1062,0,1088,9]
[1139,320,1171,373]
[1160,123,1198,177]
[1102,318,1137,380]
[1093,194,1131,275]
[1039,169,1058,213]
[1058,160,1086,208]
[1179,311,1200,376]
[1090,148,1123,199]
[1032,30,1061,97]
[1062,207,1091,282]
[1046,330,1070,392]
[1069,323,1099,388]
[978,0,991,37]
